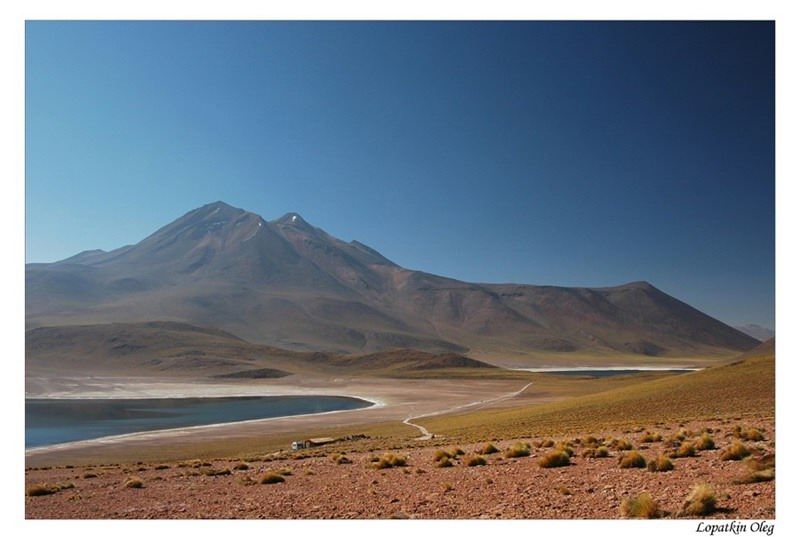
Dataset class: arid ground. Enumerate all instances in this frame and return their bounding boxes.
[25,341,775,519]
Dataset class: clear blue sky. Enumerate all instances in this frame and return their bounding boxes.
[25,21,775,329]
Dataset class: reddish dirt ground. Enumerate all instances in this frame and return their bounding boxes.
[25,417,774,520]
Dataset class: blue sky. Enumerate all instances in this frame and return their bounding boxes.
[25,21,775,329]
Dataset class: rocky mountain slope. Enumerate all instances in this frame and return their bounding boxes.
[26,201,758,359]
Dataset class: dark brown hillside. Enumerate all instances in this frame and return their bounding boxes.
[25,322,495,379]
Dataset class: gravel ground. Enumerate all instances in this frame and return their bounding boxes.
[25,417,775,520]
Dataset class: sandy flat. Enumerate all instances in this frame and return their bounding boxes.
[25,374,532,465]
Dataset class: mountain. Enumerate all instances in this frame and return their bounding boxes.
[26,201,759,361]
[734,324,775,342]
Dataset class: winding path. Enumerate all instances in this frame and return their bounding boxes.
[402,382,533,440]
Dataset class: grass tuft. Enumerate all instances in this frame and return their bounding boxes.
[200,467,231,477]
[620,492,661,519]
[647,454,674,472]
[464,455,487,467]
[433,449,450,462]
[619,451,647,469]
[505,442,531,458]
[609,438,633,451]
[674,442,697,458]
[259,473,285,484]
[538,449,571,468]
[640,431,663,443]
[26,484,57,497]
[123,477,143,489]
[477,442,499,455]
[681,484,717,516]
[695,433,716,451]
[374,452,407,469]
[743,428,765,441]
[720,440,751,461]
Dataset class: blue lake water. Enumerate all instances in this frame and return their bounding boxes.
[25,395,373,448]
[538,369,696,377]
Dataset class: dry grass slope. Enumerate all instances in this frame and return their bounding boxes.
[419,342,774,441]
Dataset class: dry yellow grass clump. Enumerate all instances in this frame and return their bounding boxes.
[720,440,751,461]
[695,432,716,451]
[673,442,697,458]
[26,482,75,497]
[476,442,499,455]
[681,484,717,516]
[620,492,660,518]
[619,451,647,469]
[581,446,610,458]
[504,442,531,458]
[464,455,487,467]
[373,452,407,469]
[647,454,675,472]
[537,450,571,468]
[123,477,143,489]
[259,473,285,484]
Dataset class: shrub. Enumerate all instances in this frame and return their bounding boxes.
[432,449,450,462]
[436,457,453,468]
[695,433,716,451]
[674,442,697,458]
[553,442,575,457]
[538,450,571,468]
[732,453,775,483]
[275,467,293,476]
[542,439,555,448]
[610,438,633,451]
[744,428,764,441]
[681,484,716,516]
[582,446,610,459]
[374,453,407,469]
[619,451,647,469]
[26,484,57,497]
[477,442,499,455]
[734,468,775,484]
[464,455,487,467]
[124,477,143,489]
[449,447,465,458]
[233,463,249,471]
[259,473,285,484]
[200,467,231,477]
[647,454,674,472]
[82,472,98,479]
[639,431,662,443]
[155,464,170,470]
[720,440,751,461]
[620,493,660,519]
[505,442,531,458]
[582,436,600,447]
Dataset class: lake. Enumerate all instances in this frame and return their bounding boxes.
[512,368,699,378]
[25,395,373,448]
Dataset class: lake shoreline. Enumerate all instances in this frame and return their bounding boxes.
[26,394,379,453]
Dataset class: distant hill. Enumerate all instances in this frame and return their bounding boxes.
[26,201,759,360]
[25,321,496,380]
[734,324,775,342]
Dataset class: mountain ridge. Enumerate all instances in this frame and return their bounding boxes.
[26,201,759,360]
